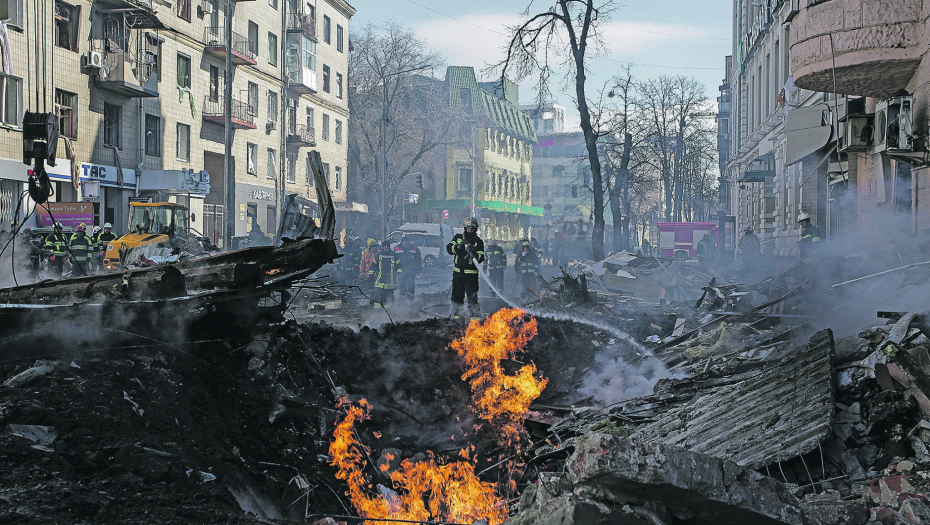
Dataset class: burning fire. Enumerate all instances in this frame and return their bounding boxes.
[329,398,508,525]
[449,308,548,446]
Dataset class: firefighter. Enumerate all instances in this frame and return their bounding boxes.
[514,239,540,294]
[446,217,485,320]
[23,227,44,280]
[372,240,401,306]
[69,225,93,277]
[739,227,761,265]
[90,226,103,273]
[359,238,377,285]
[44,222,69,279]
[797,212,822,265]
[96,223,117,271]
[696,232,715,268]
[394,236,421,299]
[483,243,507,291]
[340,237,362,287]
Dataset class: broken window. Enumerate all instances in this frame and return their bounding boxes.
[54,1,80,51]
[145,33,162,82]
[55,89,77,139]
[209,65,219,102]
[322,64,330,92]
[247,142,257,175]
[0,74,21,126]
[177,0,190,21]
[177,53,191,90]
[103,103,123,148]
[144,114,160,156]
[0,0,24,27]
[176,123,190,161]
[247,81,258,116]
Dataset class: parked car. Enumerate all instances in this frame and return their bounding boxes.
[387,223,457,267]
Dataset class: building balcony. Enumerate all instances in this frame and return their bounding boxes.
[790,0,923,98]
[203,28,257,66]
[287,124,315,147]
[202,96,256,129]
[286,64,316,94]
[286,12,316,40]
[93,47,158,98]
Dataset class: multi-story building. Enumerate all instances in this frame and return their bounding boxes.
[406,66,540,241]
[520,102,592,238]
[0,0,356,245]
[726,0,837,259]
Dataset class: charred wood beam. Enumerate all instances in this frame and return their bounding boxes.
[0,266,186,305]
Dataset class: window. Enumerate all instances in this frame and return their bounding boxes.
[305,153,314,185]
[177,53,191,89]
[55,90,76,139]
[0,0,24,27]
[288,103,297,134]
[208,0,218,29]
[334,166,342,192]
[335,119,342,144]
[322,64,330,92]
[209,65,220,102]
[287,153,296,183]
[322,162,330,184]
[267,90,278,124]
[336,24,344,52]
[247,143,257,174]
[336,72,343,99]
[306,106,314,131]
[323,15,330,43]
[176,123,190,161]
[321,113,329,141]
[247,81,258,116]
[145,34,162,82]
[103,103,121,148]
[459,167,472,192]
[267,148,276,179]
[144,114,160,156]
[268,32,277,65]
[0,75,21,126]
[248,21,259,56]
[177,0,190,21]
[268,0,277,9]
[54,1,80,51]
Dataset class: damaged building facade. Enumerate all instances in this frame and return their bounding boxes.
[0,0,358,243]
[725,0,930,258]
[405,66,541,241]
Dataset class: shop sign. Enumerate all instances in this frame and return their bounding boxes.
[36,202,94,227]
[250,190,275,201]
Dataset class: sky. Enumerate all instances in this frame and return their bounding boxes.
[347,0,733,131]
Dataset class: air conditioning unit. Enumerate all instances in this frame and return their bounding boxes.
[266,121,276,132]
[201,1,213,14]
[86,51,103,69]
[874,96,914,153]
[838,115,873,153]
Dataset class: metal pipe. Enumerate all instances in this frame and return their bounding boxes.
[631,506,671,525]
[223,0,235,249]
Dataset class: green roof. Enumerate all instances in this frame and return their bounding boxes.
[445,66,537,144]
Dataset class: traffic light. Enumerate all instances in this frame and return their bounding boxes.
[416,174,423,189]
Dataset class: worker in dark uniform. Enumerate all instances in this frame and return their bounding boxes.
[394,236,421,299]
[483,243,507,292]
[797,212,822,266]
[96,222,117,270]
[696,232,715,268]
[373,240,400,307]
[340,237,362,287]
[446,217,485,320]
[69,224,93,277]
[739,227,761,267]
[44,222,69,279]
[514,239,540,295]
[23,227,44,280]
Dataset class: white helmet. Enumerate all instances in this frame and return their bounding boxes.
[54,222,63,229]
[93,226,102,234]
[797,212,811,223]
[104,222,112,229]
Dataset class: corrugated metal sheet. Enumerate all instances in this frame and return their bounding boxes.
[632,330,835,469]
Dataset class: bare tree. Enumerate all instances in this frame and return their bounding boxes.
[348,22,448,237]
[493,0,619,260]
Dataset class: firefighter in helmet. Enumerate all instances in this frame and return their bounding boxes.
[69,224,93,277]
[797,212,822,265]
[446,217,485,320]
[44,222,69,279]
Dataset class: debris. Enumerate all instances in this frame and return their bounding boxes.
[186,469,217,483]
[3,361,59,388]
[7,424,57,445]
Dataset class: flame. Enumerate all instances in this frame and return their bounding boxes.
[330,398,508,525]
[449,308,548,446]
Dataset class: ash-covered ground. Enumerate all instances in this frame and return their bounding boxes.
[0,311,649,524]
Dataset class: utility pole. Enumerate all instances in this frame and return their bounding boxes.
[223,1,235,249]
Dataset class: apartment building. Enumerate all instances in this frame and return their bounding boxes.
[726,0,837,259]
[521,103,593,236]
[406,67,540,242]
[0,0,355,244]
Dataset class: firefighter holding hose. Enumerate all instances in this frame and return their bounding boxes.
[446,217,485,320]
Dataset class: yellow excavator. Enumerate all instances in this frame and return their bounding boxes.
[102,202,190,271]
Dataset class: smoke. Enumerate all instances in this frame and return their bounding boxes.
[577,349,679,406]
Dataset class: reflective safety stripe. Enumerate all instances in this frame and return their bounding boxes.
[453,267,478,274]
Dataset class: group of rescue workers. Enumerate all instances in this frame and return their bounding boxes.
[695,212,822,269]
[14,222,116,279]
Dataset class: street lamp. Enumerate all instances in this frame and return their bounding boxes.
[379,64,431,241]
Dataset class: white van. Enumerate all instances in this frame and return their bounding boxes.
[387,223,457,267]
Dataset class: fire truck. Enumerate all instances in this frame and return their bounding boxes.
[656,222,718,258]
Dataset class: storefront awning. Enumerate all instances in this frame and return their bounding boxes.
[407,199,544,217]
